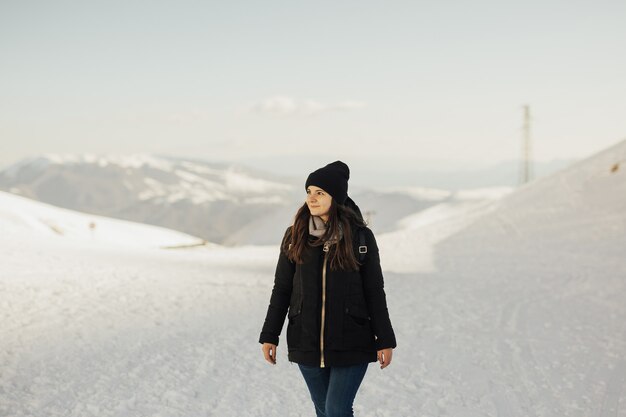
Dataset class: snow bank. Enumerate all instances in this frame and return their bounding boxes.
[0,190,207,249]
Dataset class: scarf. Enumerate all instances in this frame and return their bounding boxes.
[308,215,343,247]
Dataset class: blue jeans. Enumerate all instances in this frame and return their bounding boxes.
[297,362,369,417]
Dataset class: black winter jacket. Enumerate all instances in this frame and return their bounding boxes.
[259,223,397,367]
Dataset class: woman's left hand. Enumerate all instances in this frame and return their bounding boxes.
[377,348,393,369]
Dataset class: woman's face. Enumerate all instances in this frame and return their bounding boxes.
[306,185,332,221]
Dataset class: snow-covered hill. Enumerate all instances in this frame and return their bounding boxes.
[0,190,208,249]
[377,139,626,415]
[1,140,625,416]
[380,139,626,273]
[443,138,626,250]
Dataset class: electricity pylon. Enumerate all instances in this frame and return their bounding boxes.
[519,104,533,185]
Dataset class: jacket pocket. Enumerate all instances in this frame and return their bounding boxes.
[287,298,303,350]
[342,298,375,350]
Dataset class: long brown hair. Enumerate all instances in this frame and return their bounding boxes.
[283,199,367,271]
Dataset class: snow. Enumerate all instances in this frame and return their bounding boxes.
[381,197,501,273]
[373,186,512,202]
[223,167,294,195]
[0,191,206,249]
[1,140,626,416]
[2,156,53,179]
[371,186,453,202]
[452,187,513,200]
[38,153,177,171]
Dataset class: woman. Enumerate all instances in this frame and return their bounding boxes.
[259,161,397,417]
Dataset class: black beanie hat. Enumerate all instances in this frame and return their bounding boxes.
[305,161,350,205]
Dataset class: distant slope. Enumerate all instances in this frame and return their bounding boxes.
[440,138,626,254]
[0,190,208,249]
[380,138,626,272]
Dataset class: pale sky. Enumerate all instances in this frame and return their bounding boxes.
[1,0,625,174]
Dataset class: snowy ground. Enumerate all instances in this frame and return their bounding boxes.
[1,140,626,416]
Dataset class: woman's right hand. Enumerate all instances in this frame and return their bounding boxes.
[262,343,277,365]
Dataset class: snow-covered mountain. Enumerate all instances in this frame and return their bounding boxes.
[0,153,510,246]
[0,153,300,245]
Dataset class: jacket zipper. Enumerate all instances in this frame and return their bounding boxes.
[320,241,330,368]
